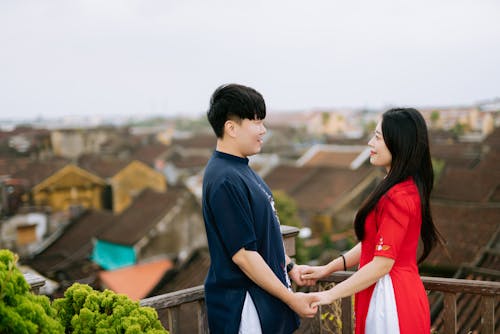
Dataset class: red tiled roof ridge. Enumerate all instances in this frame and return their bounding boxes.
[98,258,174,300]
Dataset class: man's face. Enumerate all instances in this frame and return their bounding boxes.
[233,118,267,157]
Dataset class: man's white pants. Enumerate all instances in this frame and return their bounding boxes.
[238,292,262,334]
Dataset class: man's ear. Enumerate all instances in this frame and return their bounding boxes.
[224,120,237,138]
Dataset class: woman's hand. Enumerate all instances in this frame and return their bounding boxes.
[308,291,334,307]
[300,265,331,281]
[289,264,317,286]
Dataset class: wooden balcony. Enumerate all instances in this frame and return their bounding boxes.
[27,225,500,333]
[139,226,500,333]
[139,272,499,334]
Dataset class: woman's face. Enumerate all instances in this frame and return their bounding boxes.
[368,120,392,172]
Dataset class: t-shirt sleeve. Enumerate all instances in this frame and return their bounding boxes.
[373,192,413,260]
[209,179,257,257]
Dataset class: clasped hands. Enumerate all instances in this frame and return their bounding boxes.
[286,264,336,317]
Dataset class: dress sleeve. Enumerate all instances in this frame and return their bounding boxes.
[373,192,414,260]
[209,179,257,257]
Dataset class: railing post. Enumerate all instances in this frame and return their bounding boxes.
[311,306,322,334]
[24,272,46,294]
[341,296,352,334]
[166,306,180,333]
[281,225,299,258]
[196,300,209,334]
[310,283,322,334]
[442,292,457,334]
[481,295,495,334]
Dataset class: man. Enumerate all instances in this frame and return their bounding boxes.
[202,84,318,333]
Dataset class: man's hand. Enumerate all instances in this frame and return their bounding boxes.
[288,264,317,286]
[286,292,319,318]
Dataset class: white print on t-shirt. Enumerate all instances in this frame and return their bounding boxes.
[255,182,281,224]
[253,179,292,289]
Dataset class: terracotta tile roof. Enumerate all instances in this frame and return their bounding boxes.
[490,185,500,202]
[264,165,316,193]
[432,140,500,202]
[99,259,174,300]
[145,248,210,334]
[433,165,500,202]
[483,127,500,149]
[0,157,32,176]
[307,151,360,168]
[98,188,185,245]
[10,158,71,187]
[0,127,50,138]
[265,165,373,212]
[430,142,482,168]
[291,167,373,212]
[77,154,129,178]
[424,202,500,268]
[476,150,500,170]
[148,248,210,296]
[24,210,115,277]
[171,133,216,150]
[131,143,170,166]
[428,129,456,143]
[297,145,366,168]
[168,152,210,169]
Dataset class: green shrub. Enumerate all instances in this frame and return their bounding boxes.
[53,283,168,334]
[0,249,168,334]
[0,249,64,333]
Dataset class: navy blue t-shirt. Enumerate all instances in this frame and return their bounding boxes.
[202,151,300,334]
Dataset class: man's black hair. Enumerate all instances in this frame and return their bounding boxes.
[207,83,266,138]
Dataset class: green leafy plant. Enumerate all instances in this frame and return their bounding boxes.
[53,283,168,334]
[0,249,64,333]
[1,249,168,334]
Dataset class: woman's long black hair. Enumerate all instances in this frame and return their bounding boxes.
[354,108,443,263]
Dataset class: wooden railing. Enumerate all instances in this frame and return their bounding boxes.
[317,272,500,334]
[139,224,499,334]
[139,273,500,334]
[140,285,207,333]
[25,271,46,294]
[26,225,499,333]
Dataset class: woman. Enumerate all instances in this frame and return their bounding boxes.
[302,108,442,333]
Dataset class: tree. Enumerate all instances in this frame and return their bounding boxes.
[450,122,465,138]
[273,190,309,263]
[430,110,440,128]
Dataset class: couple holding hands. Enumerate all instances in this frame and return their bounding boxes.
[202,84,441,334]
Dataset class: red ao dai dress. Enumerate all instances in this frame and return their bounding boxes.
[355,178,430,334]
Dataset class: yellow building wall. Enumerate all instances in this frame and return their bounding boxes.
[111,161,167,214]
[32,165,106,213]
[34,186,104,212]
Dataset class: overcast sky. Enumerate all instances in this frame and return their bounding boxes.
[1,0,499,121]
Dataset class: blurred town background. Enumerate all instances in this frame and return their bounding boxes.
[2,1,499,332]
[1,97,499,304]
